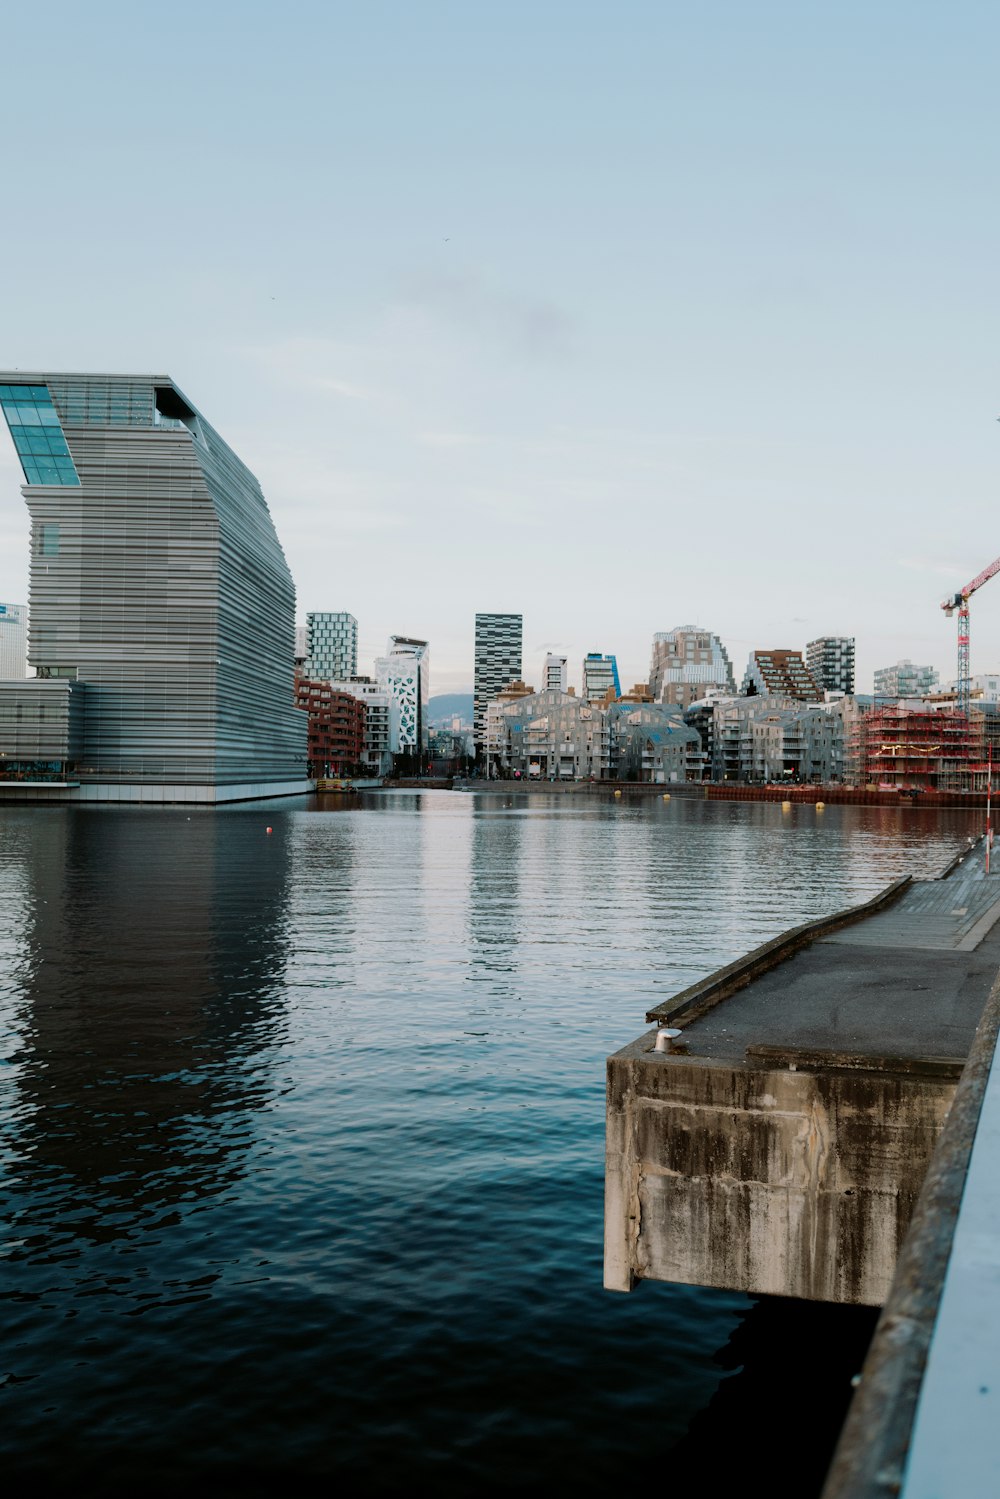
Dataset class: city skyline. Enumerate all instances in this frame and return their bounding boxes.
[1,4,1000,698]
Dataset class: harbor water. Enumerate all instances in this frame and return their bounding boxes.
[0,792,981,1493]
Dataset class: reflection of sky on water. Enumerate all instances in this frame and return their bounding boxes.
[0,792,981,1492]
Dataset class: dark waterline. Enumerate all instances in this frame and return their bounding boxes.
[0,794,979,1493]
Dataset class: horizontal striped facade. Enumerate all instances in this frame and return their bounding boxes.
[0,679,83,761]
[473,613,522,747]
[0,372,308,790]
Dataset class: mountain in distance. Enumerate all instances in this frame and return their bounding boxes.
[426,693,474,727]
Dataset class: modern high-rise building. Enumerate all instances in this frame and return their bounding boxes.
[806,636,855,696]
[649,626,735,709]
[305,611,358,680]
[379,635,430,752]
[0,602,27,678]
[388,635,430,717]
[0,373,308,801]
[582,653,621,701]
[473,613,522,748]
[544,653,568,693]
[741,649,822,702]
[375,653,420,752]
[873,660,940,699]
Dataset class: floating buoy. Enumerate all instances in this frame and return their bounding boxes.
[782,801,792,811]
[614,790,622,798]
[662,793,670,801]
[815,801,825,810]
[266,826,273,834]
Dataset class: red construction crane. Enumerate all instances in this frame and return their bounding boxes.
[942,552,1000,716]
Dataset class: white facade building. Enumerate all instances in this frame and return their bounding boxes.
[306,612,358,681]
[375,656,420,752]
[0,602,27,679]
[384,636,430,750]
[948,672,1000,703]
[543,653,567,692]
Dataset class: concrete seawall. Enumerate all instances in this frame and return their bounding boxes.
[392,778,995,807]
[605,837,1000,1307]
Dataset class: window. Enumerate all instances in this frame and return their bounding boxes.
[40,524,60,557]
[0,385,80,486]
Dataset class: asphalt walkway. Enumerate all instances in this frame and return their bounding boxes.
[680,841,1000,1065]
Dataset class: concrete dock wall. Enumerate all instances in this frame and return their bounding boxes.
[606,1039,957,1305]
[606,840,998,1310]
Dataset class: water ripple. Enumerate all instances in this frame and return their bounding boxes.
[0,793,976,1491]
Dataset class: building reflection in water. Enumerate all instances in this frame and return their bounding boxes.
[4,806,291,1249]
[467,798,525,988]
[289,796,361,992]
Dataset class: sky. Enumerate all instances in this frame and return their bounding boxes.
[1,0,999,697]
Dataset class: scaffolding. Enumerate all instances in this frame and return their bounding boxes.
[859,705,975,792]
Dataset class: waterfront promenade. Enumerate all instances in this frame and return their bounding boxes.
[606,837,1000,1303]
[822,867,1000,1498]
[606,834,1000,1491]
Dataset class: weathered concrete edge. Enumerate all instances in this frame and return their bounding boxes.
[644,875,913,1026]
[744,1045,965,1080]
[820,963,1000,1499]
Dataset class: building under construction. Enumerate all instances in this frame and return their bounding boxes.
[854,704,976,792]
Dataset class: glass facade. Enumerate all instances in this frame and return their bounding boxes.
[305,611,358,680]
[583,653,621,700]
[0,385,80,486]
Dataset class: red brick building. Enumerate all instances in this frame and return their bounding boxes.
[294,676,366,777]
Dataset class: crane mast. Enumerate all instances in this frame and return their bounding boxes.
[942,552,1000,717]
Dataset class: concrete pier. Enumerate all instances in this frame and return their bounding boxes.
[605,840,1000,1306]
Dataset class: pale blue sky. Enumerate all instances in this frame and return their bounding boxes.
[1,1,998,694]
